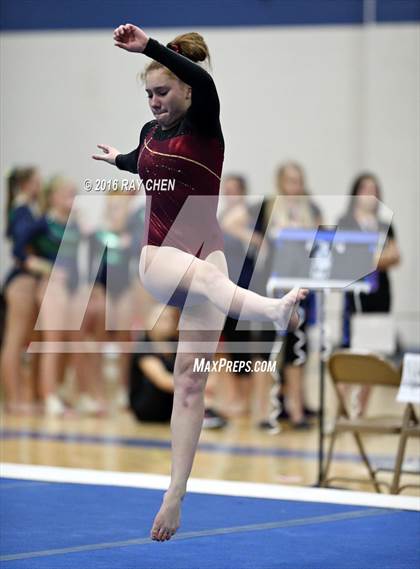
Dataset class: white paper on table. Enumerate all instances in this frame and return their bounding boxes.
[397,353,420,404]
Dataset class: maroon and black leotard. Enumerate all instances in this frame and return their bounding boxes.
[116,38,224,259]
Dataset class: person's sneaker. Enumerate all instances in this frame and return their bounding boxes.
[257,420,281,434]
[44,394,66,417]
[303,406,318,419]
[76,394,107,416]
[277,405,317,421]
[203,408,227,430]
[290,418,312,431]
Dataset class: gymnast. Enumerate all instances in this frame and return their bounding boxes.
[93,23,308,541]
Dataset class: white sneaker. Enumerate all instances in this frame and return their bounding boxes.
[76,394,102,416]
[44,394,66,416]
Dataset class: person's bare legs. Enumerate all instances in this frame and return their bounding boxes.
[284,364,305,424]
[150,253,227,542]
[36,276,69,409]
[253,367,276,422]
[21,345,40,411]
[90,287,108,406]
[72,285,107,411]
[337,384,371,418]
[150,334,216,541]
[114,289,134,405]
[1,275,38,414]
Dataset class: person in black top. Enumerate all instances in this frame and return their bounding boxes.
[338,172,401,414]
[92,23,308,542]
[129,307,177,423]
[130,305,227,427]
[339,173,400,330]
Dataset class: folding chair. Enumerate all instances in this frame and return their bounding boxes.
[322,350,402,493]
[390,402,420,494]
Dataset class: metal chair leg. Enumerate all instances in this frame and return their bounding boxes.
[352,431,382,493]
[321,430,338,487]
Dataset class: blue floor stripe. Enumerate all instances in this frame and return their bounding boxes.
[0,428,410,465]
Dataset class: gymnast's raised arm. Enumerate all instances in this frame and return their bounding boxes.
[113,23,220,129]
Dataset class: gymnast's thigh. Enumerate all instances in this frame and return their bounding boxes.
[139,245,227,309]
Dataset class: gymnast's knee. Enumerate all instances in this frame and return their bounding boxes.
[174,363,207,408]
[195,260,223,295]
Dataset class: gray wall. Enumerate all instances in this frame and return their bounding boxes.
[1,24,419,345]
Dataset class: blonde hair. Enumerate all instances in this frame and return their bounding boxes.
[140,32,211,82]
[266,162,316,229]
[41,175,79,215]
[276,161,306,193]
[42,175,66,213]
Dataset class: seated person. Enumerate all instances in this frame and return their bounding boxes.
[129,305,226,428]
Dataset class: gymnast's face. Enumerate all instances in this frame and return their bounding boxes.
[145,69,191,130]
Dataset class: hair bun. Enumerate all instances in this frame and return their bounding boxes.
[169,32,210,65]
[143,32,211,83]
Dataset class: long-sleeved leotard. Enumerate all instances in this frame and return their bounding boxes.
[115,38,224,259]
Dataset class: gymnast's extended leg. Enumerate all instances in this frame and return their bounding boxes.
[140,246,307,330]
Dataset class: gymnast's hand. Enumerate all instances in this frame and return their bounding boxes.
[113,24,149,53]
[92,144,120,165]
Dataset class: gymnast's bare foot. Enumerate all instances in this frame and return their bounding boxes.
[150,490,183,542]
[273,287,309,331]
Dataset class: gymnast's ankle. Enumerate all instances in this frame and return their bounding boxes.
[165,485,186,501]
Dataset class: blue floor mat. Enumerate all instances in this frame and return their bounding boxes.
[1,477,419,569]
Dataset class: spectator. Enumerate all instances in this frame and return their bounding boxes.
[130,305,227,428]
[1,167,43,415]
[337,172,401,415]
